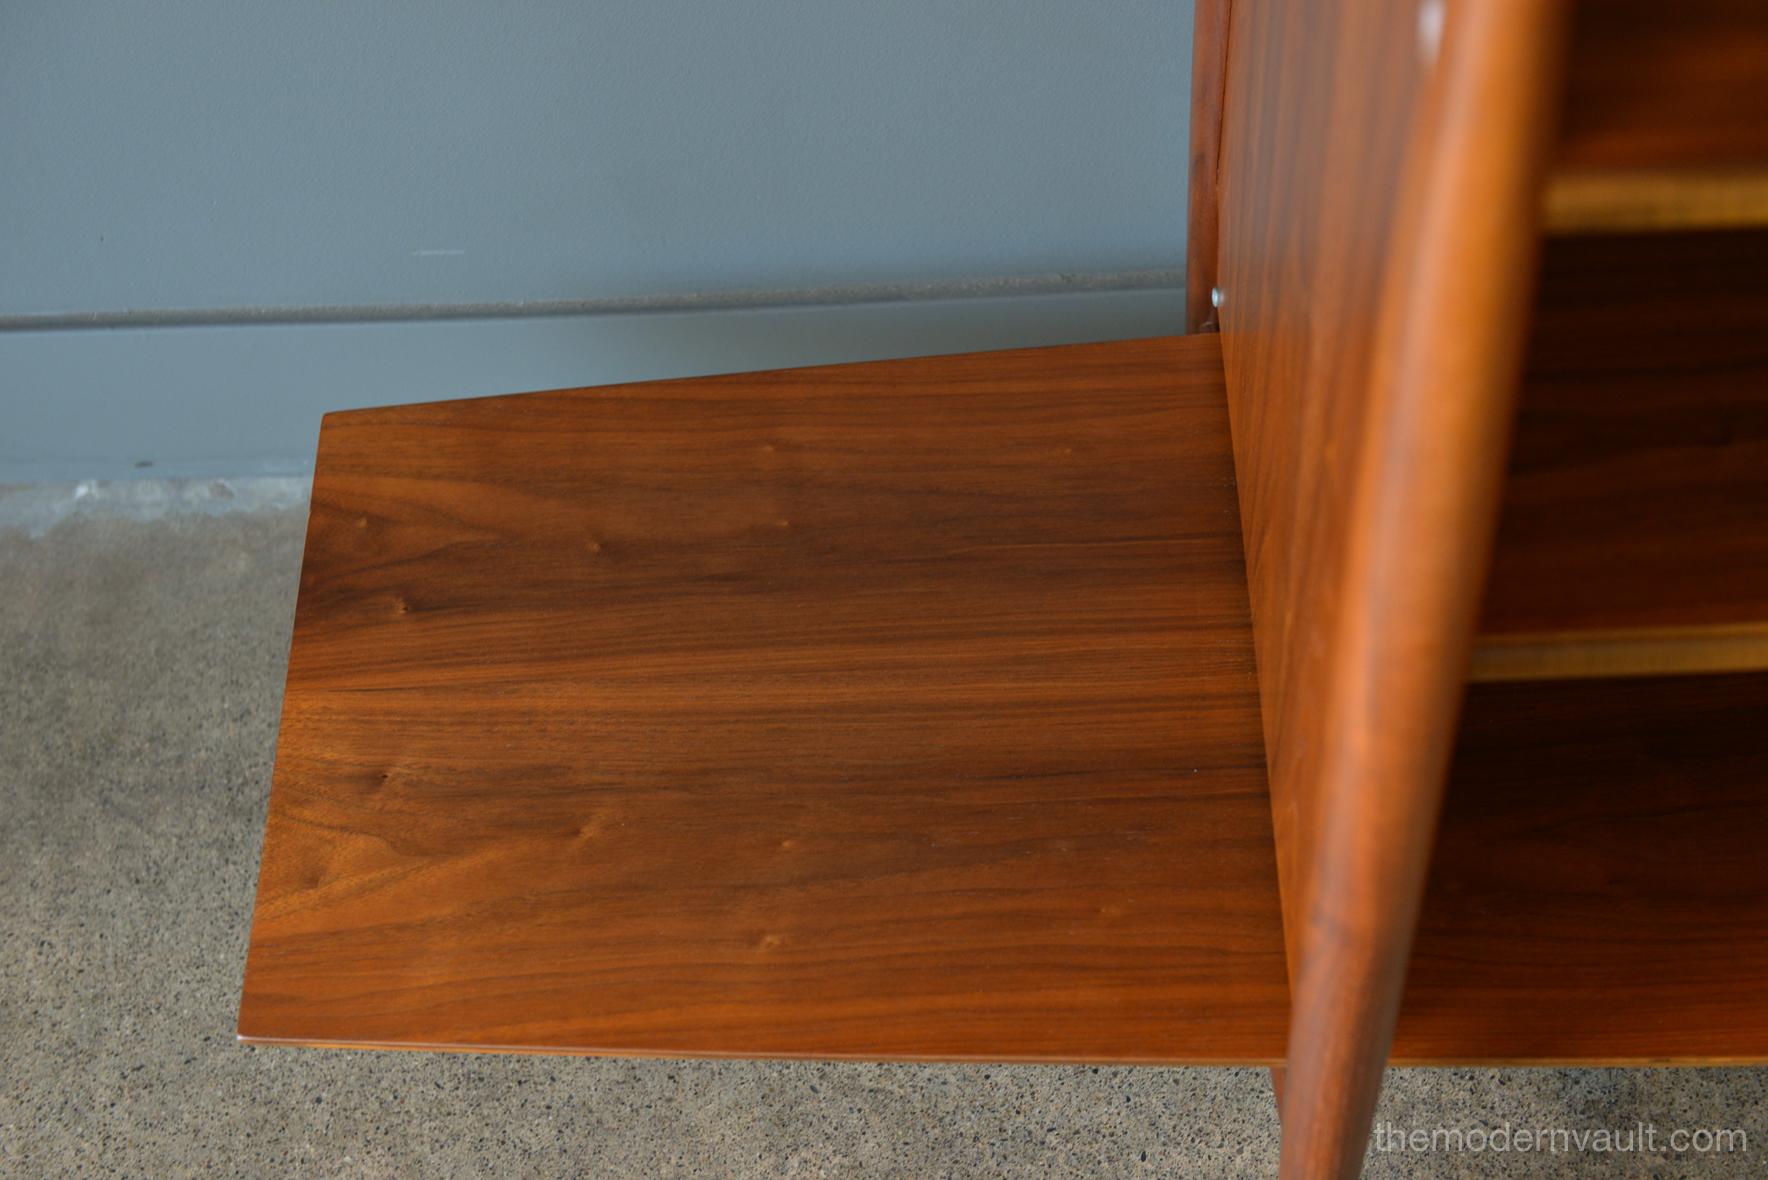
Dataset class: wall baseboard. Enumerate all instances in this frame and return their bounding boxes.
[2,287,1183,484]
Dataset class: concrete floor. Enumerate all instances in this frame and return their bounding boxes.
[1,482,1762,1178]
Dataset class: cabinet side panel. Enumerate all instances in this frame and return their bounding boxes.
[1215,2,1568,1176]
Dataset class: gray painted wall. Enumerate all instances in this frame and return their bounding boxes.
[2,1,1192,480]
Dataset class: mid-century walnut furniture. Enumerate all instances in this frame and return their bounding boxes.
[241,2,1768,1175]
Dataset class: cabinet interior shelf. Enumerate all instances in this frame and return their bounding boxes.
[1543,0,1768,234]
[1473,230,1768,682]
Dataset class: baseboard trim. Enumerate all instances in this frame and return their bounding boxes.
[1,287,1184,485]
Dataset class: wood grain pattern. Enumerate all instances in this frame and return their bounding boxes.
[1185,0,1231,333]
[1395,672,1768,1064]
[1479,230,1768,679]
[1547,0,1768,234]
[239,336,1292,1062]
[1216,3,1567,1174]
[1219,0,1422,981]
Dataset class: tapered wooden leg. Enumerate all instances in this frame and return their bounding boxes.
[1269,1065,1287,1120]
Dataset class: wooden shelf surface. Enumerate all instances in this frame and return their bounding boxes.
[1396,672,1768,1064]
[1476,230,1768,680]
[238,335,1291,1063]
[1547,0,1768,233]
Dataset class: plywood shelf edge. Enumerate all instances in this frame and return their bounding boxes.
[1470,622,1768,682]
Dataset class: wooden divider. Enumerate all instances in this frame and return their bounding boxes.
[1212,2,1568,1174]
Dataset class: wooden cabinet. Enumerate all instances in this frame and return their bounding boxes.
[241,3,1768,1174]
[1193,1,1768,1174]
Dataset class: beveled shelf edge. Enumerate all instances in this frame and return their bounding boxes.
[1390,1052,1768,1069]
[235,1032,1286,1067]
[236,1033,1768,1070]
[1543,166,1768,234]
[1469,622,1768,682]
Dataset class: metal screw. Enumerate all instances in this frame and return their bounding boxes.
[1210,287,1224,309]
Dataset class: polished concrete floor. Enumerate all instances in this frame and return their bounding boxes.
[2,482,1762,1178]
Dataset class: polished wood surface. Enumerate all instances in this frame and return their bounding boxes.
[1478,230,1768,679]
[1216,2,1566,1174]
[1548,0,1768,234]
[1184,0,1231,333]
[239,336,1292,1062]
[1219,0,1423,978]
[1396,672,1768,1064]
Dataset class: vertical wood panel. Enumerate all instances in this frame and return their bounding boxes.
[1215,2,1568,1174]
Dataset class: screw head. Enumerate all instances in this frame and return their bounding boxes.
[1210,286,1224,309]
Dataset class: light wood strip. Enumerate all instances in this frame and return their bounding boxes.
[1471,623,1768,682]
[1545,167,1768,234]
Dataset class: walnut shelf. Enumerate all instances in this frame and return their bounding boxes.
[1397,672,1768,1064]
[1546,0,1768,234]
[238,336,1292,1063]
[1474,230,1768,682]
